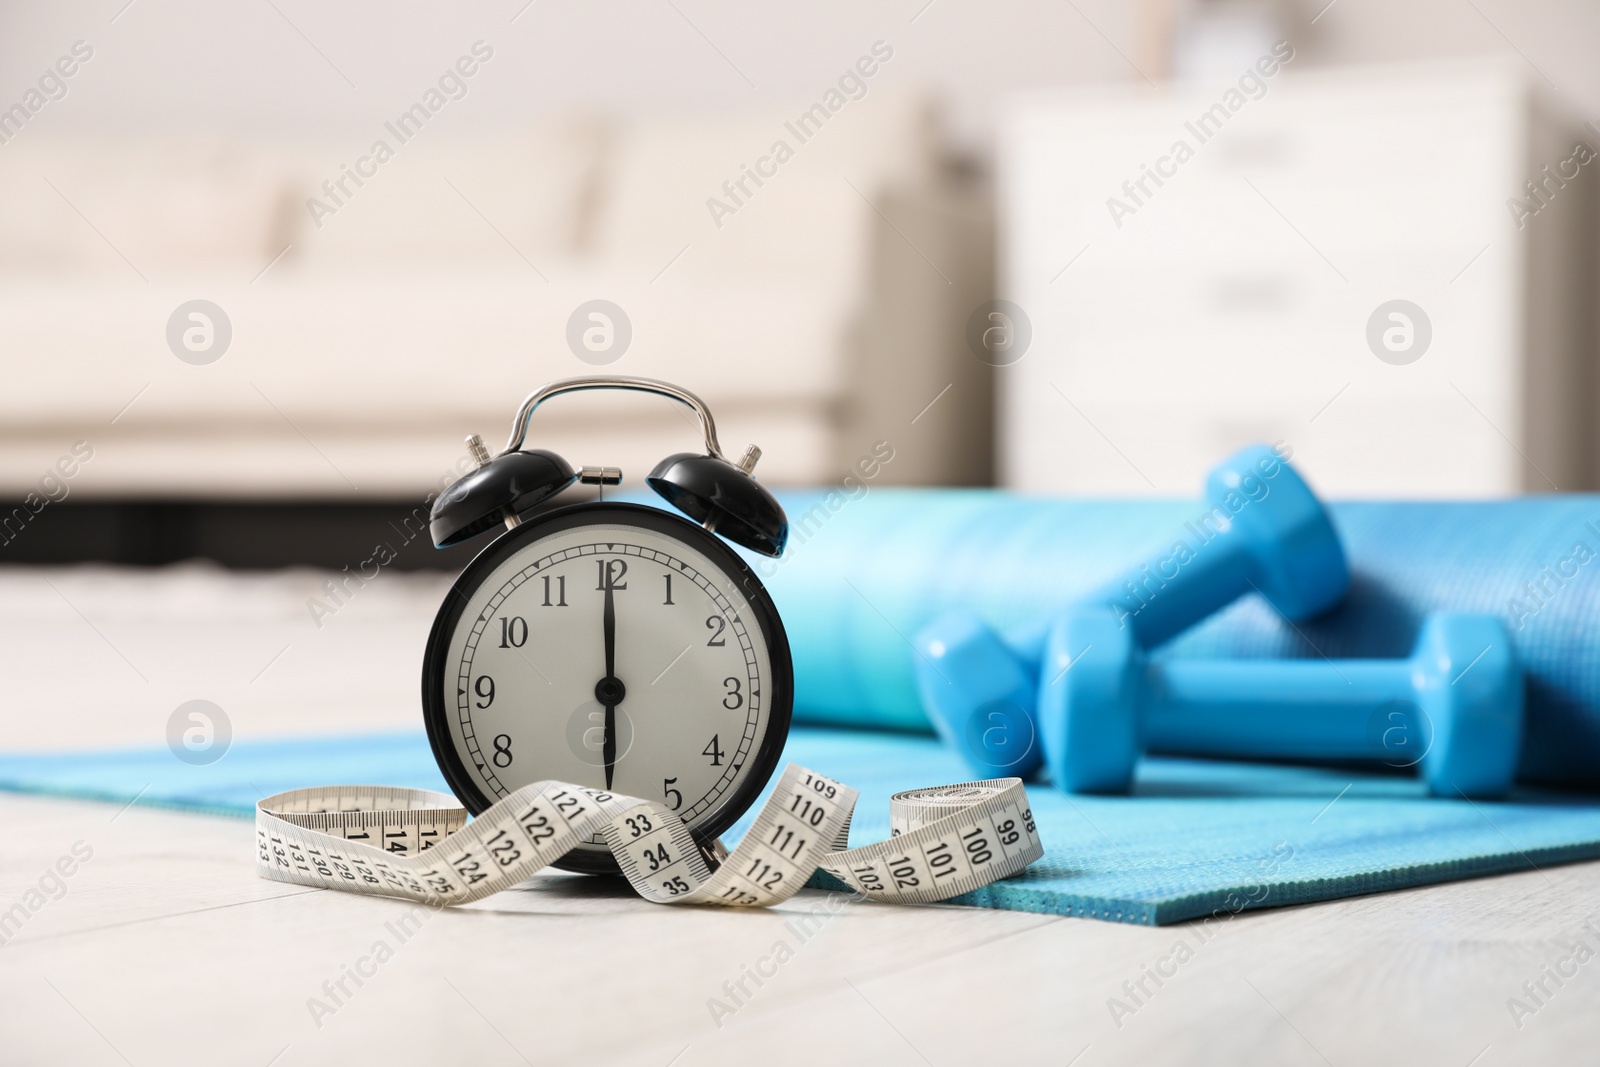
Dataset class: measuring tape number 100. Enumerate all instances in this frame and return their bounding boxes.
[256,764,1043,909]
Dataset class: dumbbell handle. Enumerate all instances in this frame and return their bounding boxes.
[1012,542,1253,663]
[1084,545,1256,649]
[1142,658,1427,760]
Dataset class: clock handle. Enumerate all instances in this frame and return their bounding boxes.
[500,376,725,460]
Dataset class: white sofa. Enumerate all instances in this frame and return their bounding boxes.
[0,90,992,502]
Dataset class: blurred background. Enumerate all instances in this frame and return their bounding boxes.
[1,0,1597,574]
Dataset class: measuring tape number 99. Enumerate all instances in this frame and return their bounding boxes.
[257,764,1042,908]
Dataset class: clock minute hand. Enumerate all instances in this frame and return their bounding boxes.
[601,564,618,790]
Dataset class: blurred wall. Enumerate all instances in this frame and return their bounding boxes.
[1,0,1597,564]
[1,0,1596,152]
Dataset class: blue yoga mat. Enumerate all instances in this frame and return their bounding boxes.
[752,490,1600,789]
[4,727,1598,925]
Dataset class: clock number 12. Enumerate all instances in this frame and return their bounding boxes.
[596,559,628,590]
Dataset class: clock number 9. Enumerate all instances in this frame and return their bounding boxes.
[474,675,495,708]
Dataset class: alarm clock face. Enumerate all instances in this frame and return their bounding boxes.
[422,502,792,873]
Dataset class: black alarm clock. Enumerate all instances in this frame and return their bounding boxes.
[420,376,793,873]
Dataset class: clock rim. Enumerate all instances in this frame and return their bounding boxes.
[420,500,794,875]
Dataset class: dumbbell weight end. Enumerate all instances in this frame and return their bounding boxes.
[913,612,1045,779]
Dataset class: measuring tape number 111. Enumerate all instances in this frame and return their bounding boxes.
[256,764,1042,909]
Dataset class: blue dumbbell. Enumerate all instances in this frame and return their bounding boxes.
[914,613,1043,778]
[915,444,1349,779]
[1080,443,1348,646]
[1039,609,1524,797]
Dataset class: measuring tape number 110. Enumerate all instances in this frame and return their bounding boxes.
[256,764,1043,909]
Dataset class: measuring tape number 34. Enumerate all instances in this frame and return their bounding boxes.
[256,765,1042,909]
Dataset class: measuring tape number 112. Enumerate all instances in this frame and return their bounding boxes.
[256,764,1043,909]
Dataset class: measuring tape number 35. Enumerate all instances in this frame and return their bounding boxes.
[256,764,1043,909]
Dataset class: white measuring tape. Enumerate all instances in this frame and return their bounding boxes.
[257,764,1042,907]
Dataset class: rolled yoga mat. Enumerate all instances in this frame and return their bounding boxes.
[747,490,1600,790]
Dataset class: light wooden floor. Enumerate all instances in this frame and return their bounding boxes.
[5,789,1598,1067]
[5,565,1598,1065]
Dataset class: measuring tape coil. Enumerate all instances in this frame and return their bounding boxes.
[257,764,1042,908]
